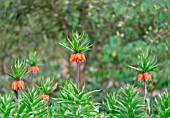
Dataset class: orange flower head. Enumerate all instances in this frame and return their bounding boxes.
[138,74,144,81]
[69,53,86,63]
[28,66,40,73]
[143,72,152,81]
[81,54,86,61]
[17,80,24,90]
[11,81,18,90]
[39,95,50,102]
[138,72,152,81]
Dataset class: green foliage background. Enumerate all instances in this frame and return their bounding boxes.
[0,0,169,98]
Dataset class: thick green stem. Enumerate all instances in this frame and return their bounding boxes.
[76,62,80,91]
[144,80,147,114]
[31,73,34,88]
[18,90,20,108]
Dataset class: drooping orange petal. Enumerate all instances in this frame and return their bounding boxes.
[70,54,75,62]
[76,53,86,63]
[144,72,152,81]
[138,74,144,81]
[18,80,24,90]
[11,81,18,90]
[81,54,86,62]
[35,66,40,73]
[77,54,82,60]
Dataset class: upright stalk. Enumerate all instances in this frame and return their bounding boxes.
[31,73,34,88]
[17,90,20,108]
[144,80,147,113]
[76,62,80,91]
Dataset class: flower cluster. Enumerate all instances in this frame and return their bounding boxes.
[11,80,24,90]
[39,94,50,102]
[28,66,40,73]
[70,53,86,63]
[138,72,152,81]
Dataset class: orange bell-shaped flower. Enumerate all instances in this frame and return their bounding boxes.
[143,72,152,81]
[138,74,144,81]
[17,80,24,90]
[138,72,152,81]
[11,81,18,90]
[28,66,40,73]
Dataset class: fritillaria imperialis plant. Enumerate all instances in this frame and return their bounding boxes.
[27,52,42,88]
[129,49,158,114]
[59,32,93,90]
[5,59,30,108]
[36,78,57,103]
